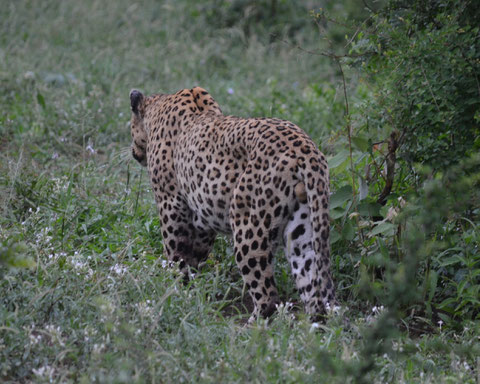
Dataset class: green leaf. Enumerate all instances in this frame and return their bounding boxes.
[378,238,389,259]
[330,185,353,209]
[37,91,46,109]
[330,207,347,220]
[357,201,381,217]
[437,255,463,267]
[370,221,395,237]
[352,136,369,152]
[328,150,349,169]
[341,220,355,241]
[330,228,341,244]
[427,270,438,302]
[438,298,457,312]
[437,312,451,323]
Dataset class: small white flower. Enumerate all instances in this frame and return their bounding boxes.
[32,365,54,379]
[92,343,105,354]
[52,152,59,159]
[227,88,234,95]
[86,144,95,154]
[310,322,320,332]
[110,263,127,276]
[24,71,35,80]
[29,333,42,345]
[70,259,87,270]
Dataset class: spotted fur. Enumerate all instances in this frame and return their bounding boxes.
[129,86,336,320]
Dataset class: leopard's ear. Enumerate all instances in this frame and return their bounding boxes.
[190,87,222,115]
[130,89,144,115]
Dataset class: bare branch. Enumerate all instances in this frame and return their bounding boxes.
[271,35,376,60]
[377,130,399,206]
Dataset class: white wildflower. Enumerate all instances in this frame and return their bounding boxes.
[70,258,88,270]
[227,88,234,95]
[92,343,105,354]
[109,263,127,276]
[86,140,96,154]
[29,333,42,345]
[24,71,35,80]
[136,300,156,318]
[32,365,54,380]
[310,322,320,332]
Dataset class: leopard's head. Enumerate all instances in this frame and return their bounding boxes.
[129,89,147,167]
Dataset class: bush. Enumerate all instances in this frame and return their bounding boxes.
[355,0,480,170]
[319,0,480,329]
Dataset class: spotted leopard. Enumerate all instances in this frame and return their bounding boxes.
[129,86,335,320]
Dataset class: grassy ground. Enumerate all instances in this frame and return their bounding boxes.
[1,1,479,383]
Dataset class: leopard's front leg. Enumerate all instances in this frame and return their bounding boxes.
[156,194,216,275]
[156,194,196,272]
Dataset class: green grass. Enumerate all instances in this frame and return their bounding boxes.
[1,1,479,383]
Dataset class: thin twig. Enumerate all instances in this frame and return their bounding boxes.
[362,0,375,13]
[336,58,356,199]
[420,63,440,112]
[377,131,399,206]
[272,35,376,60]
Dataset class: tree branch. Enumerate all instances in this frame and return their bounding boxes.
[377,130,399,206]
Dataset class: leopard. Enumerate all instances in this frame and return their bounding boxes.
[129,86,336,320]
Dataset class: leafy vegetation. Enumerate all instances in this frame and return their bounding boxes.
[1,0,479,382]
